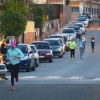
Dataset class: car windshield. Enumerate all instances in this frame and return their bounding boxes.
[74,27,79,30]
[32,43,50,49]
[30,46,36,53]
[75,24,83,27]
[7,45,28,53]
[50,36,62,38]
[78,18,86,21]
[44,40,60,45]
[62,29,74,33]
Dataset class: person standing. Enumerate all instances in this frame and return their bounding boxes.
[90,34,95,53]
[7,42,24,90]
[79,38,84,58]
[69,38,77,60]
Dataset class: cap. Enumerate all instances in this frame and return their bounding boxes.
[11,42,16,47]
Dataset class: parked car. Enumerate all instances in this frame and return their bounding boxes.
[83,12,93,22]
[49,34,64,42]
[74,23,86,33]
[56,34,70,51]
[61,28,77,40]
[0,63,7,78]
[6,44,35,72]
[31,41,53,62]
[30,45,39,67]
[49,35,66,54]
[78,15,89,22]
[68,26,82,38]
[44,38,63,58]
[77,17,89,27]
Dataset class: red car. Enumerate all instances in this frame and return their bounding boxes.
[31,41,53,62]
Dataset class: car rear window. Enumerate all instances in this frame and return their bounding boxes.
[74,27,79,30]
[74,24,83,27]
[7,45,28,53]
[32,43,50,49]
[50,36,62,38]
[44,40,60,45]
[62,29,74,33]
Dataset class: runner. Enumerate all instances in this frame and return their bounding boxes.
[81,33,87,52]
[68,38,77,60]
[79,38,84,58]
[90,34,95,53]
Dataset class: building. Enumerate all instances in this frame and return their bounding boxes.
[32,0,71,27]
[70,0,99,20]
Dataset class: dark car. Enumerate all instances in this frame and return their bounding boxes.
[6,44,35,72]
[44,38,63,58]
[31,41,53,62]
[68,26,82,38]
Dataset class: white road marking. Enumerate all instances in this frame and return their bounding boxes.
[46,76,61,79]
[70,76,83,79]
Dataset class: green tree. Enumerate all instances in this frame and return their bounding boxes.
[0,0,28,16]
[30,4,45,37]
[43,4,55,20]
[0,9,27,37]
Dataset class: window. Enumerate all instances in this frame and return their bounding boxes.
[71,7,79,13]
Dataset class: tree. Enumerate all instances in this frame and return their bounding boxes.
[43,3,55,20]
[30,4,45,37]
[0,0,28,38]
[0,9,27,37]
[0,0,28,16]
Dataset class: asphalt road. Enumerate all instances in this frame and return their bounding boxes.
[1,21,100,100]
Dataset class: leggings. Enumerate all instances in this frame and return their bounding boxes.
[9,63,20,86]
[80,48,83,57]
[70,49,75,58]
[91,44,95,50]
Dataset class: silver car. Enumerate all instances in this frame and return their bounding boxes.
[30,45,39,67]
[0,63,7,78]
[61,28,77,40]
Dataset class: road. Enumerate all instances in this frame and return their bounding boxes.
[1,20,100,100]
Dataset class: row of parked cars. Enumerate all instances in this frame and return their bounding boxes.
[0,12,93,78]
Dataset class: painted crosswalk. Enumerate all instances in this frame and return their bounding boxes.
[5,76,100,81]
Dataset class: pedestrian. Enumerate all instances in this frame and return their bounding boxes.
[90,34,95,53]
[81,33,87,52]
[6,42,24,90]
[68,38,77,60]
[79,38,84,58]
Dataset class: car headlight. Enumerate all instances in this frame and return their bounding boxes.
[46,51,52,55]
[20,56,28,60]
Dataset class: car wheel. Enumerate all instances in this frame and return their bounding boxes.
[31,62,35,71]
[49,58,53,63]
[26,62,31,72]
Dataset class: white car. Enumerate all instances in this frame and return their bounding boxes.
[30,45,39,67]
[74,23,86,33]
[61,28,77,40]
[0,63,7,78]
[77,17,89,27]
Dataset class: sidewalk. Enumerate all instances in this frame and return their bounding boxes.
[54,21,75,35]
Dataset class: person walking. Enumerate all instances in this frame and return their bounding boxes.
[90,34,95,53]
[68,38,77,60]
[81,33,87,52]
[6,42,24,90]
[79,38,84,58]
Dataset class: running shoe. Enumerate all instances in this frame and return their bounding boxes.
[11,86,14,90]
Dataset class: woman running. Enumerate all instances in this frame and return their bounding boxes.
[90,34,95,53]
